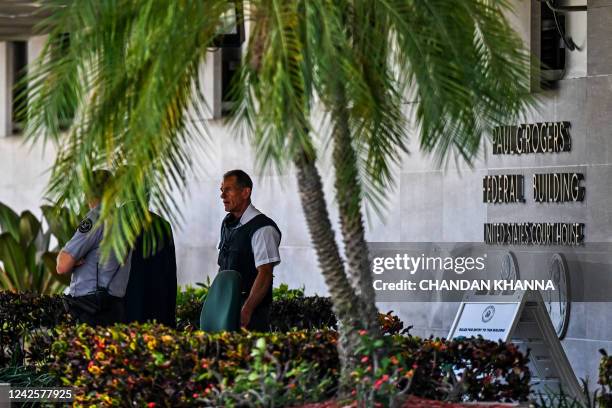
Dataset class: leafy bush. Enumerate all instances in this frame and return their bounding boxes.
[270,296,337,332]
[176,289,407,335]
[2,289,416,368]
[175,281,210,330]
[0,291,70,366]
[31,323,532,406]
[1,289,533,406]
[352,331,531,405]
[176,282,309,330]
[202,337,334,407]
[44,323,339,407]
[29,324,530,406]
[272,283,305,301]
[378,310,411,336]
[0,202,80,294]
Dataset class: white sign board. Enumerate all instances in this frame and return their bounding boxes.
[448,290,584,403]
[450,302,520,341]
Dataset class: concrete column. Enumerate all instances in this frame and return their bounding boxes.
[0,42,13,137]
[27,35,46,69]
[198,49,222,120]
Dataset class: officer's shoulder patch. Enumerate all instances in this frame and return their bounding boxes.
[78,218,93,233]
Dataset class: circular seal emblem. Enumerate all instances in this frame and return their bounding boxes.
[544,253,570,340]
[482,305,495,323]
[78,218,93,233]
[500,251,519,281]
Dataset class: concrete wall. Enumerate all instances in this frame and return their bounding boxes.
[0,0,608,386]
[386,0,610,385]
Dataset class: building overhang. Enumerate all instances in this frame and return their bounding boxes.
[0,1,56,41]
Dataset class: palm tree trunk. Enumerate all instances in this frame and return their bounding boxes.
[292,149,363,394]
[330,84,381,337]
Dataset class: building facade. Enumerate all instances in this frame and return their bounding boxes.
[0,0,609,384]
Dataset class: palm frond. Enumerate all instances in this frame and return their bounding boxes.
[379,0,535,167]
[25,0,230,259]
[229,0,314,174]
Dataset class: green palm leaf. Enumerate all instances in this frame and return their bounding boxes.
[26,0,231,259]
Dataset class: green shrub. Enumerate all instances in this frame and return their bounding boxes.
[270,296,337,331]
[352,331,531,405]
[272,283,305,301]
[1,290,404,369]
[176,282,309,330]
[175,282,209,330]
[0,291,70,366]
[176,289,407,335]
[44,323,339,407]
[202,337,334,407]
[32,323,531,407]
[0,202,79,294]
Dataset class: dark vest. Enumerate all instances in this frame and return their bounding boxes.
[217,213,281,307]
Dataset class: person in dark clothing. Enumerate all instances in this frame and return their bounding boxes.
[124,212,177,327]
[217,169,282,331]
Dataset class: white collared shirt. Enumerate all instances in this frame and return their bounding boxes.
[224,204,281,268]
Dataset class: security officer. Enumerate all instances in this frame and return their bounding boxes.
[218,169,281,331]
[57,170,132,326]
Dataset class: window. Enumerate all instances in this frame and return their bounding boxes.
[220,46,241,116]
[11,41,27,135]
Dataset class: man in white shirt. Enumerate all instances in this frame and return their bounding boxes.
[218,169,282,330]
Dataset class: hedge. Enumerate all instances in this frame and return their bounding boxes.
[1,291,406,364]
[42,324,337,406]
[1,290,534,406]
[28,323,531,406]
[0,291,71,366]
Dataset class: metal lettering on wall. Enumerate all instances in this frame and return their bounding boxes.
[484,222,585,245]
[482,175,525,203]
[483,121,586,246]
[533,173,585,203]
[492,122,571,155]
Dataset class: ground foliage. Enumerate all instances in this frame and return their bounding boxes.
[34,323,531,407]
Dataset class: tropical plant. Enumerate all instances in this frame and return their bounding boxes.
[23,0,533,395]
[0,202,79,294]
[31,322,530,406]
[272,283,305,301]
[233,0,533,388]
[0,291,71,366]
[203,337,335,407]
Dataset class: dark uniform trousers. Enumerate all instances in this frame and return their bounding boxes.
[243,297,271,332]
[64,293,126,326]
